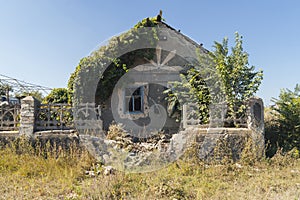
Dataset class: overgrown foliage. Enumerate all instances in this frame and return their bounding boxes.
[0,137,299,199]
[0,83,12,96]
[165,62,212,123]
[210,32,263,120]
[68,17,263,128]
[43,88,69,104]
[15,90,44,102]
[265,84,300,155]
[170,32,263,125]
[68,16,161,105]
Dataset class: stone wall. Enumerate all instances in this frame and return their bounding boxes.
[191,97,265,160]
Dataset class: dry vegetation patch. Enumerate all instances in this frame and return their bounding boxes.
[0,138,299,199]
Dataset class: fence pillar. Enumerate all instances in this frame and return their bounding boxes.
[19,96,40,137]
[247,97,264,131]
[247,97,265,158]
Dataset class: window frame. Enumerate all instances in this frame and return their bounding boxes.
[123,86,144,114]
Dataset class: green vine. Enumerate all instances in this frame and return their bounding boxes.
[68,16,161,105]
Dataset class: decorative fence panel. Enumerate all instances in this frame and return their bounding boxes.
[35,104,73,131]
[182,103,202,128]
[0,104,20,131]
[35,103,103,132]
[209,102,248,128]
[182,102,248,128]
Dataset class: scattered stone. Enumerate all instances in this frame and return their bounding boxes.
[99,128,197,170]
[253,168,260,172]
[291,169,299,174]
[65,191,78,199]
[235,163,242,169]
[103,166,115,175]
[85,170,95,177]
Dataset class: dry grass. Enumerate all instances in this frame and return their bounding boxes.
[0,137,299,200]
[0,137,94,200]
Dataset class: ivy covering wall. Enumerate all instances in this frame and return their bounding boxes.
[68,17,162,105]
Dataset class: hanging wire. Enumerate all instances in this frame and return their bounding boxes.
[0,74,52,95]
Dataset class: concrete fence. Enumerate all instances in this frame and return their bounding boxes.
[0,96,265,159]
[0,96,264,136]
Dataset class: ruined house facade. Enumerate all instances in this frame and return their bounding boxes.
[0,20,265,163]
[89,22,208,134]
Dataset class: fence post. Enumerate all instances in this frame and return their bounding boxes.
[19,96,40,137]
[247,97,264,131]
[247,97,265,158]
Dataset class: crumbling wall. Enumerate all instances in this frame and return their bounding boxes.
[191,97,265,161]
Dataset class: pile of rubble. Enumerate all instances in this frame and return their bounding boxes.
[81,124,195,172]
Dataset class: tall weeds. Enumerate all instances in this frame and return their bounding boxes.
[0,135,299,199]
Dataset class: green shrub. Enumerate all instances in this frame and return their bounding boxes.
[266,84,300,156]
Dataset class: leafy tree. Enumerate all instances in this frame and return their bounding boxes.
[267,84,300,153]
[15,91,44,102]
[165,64,212,123]
[0,83,12,97]
[209,32,263,120]
[68,62,82,104]
[43,88,69,104]
[168,32,263,125]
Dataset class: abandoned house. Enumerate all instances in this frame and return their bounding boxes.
[0,15,265,166]
[72,17,213,136]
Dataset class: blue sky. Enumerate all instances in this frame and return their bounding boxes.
[0,0,299,105]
